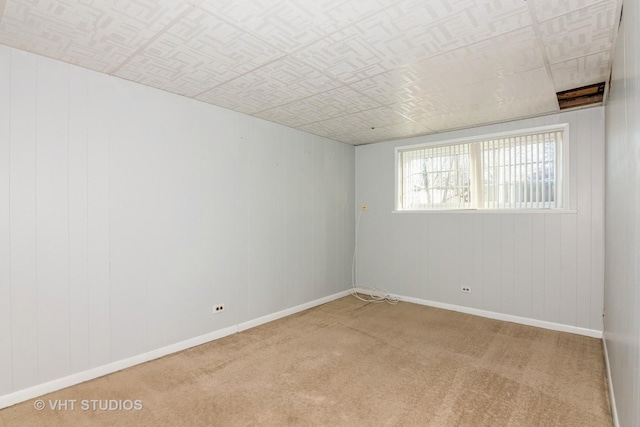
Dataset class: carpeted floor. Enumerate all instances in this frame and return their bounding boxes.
[0,296,612,426]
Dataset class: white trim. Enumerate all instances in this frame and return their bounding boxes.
[238,290,351,332]
[561,122,571,209]
[395,123,572,212]
[0,290,350,410]
[0,288,600,410]
[392,209,578,215]
[602,335,620,427]
[384,291,602,338]
[0,325,238,410]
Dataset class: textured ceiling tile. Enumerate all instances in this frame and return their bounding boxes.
[389,92,455,123]
[253,86,381,128]
[298,107,411,138]
[350,25,545,105]
[0,0,620,144]
[334,120,432,145]
[197,56,341,114]
[410,68,559,131]
[427,26,545,78]
[533,0,605,22]
[475,68,558,109]
[115,7,282,97]
[196,0,391,52]
[0,0,188,72]
[292,26,390,84]
[550,51,611,91]
[539,1,617,64]
[348,68,434,106]
[295,0,531,83]
[358,0,532,60]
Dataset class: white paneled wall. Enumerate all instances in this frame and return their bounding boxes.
[356,108,605,333]
[604,2,640,425]
[0,45,354,398]
[0,45,10,396]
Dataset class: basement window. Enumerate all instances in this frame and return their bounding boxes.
[396,125,569,211]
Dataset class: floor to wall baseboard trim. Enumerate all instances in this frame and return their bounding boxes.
[238,290,351,332]
[602,335,620,427]
[353,288,603,338]
[1,289,603,410]
[0,325,237,411]
[0,289,351,410]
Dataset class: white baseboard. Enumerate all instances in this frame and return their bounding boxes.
[602,335,620,427]
[238,290,351,332]
[0,289,350,410]
[1,288,601,410]
[359,289,603,338]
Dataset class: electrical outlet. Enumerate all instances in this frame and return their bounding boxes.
[461,286,472,294]
[213,303,225,314]
[361,204,369,210]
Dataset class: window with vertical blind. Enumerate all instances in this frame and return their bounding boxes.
[396,125,569,211]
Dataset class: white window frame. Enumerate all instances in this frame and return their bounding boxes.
[394,124,571,212]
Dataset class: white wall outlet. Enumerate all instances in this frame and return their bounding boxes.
[361,204,369,210]
[461,286,472,293]
[213,303,225,314]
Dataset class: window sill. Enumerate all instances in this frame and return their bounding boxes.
[392,209,578,214]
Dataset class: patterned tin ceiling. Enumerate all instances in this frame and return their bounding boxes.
[0,0,623,144]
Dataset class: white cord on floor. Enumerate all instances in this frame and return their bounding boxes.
[351,208,399,305]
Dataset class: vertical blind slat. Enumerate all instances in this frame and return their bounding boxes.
[399,129,562,210]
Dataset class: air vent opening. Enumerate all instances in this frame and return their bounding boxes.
[557,82,605,110]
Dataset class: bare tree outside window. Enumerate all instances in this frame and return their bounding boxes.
[397,127,565,210]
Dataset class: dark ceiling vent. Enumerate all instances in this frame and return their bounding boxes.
[556,82,605,110]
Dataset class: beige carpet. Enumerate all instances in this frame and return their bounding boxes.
[0,296,612,426]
